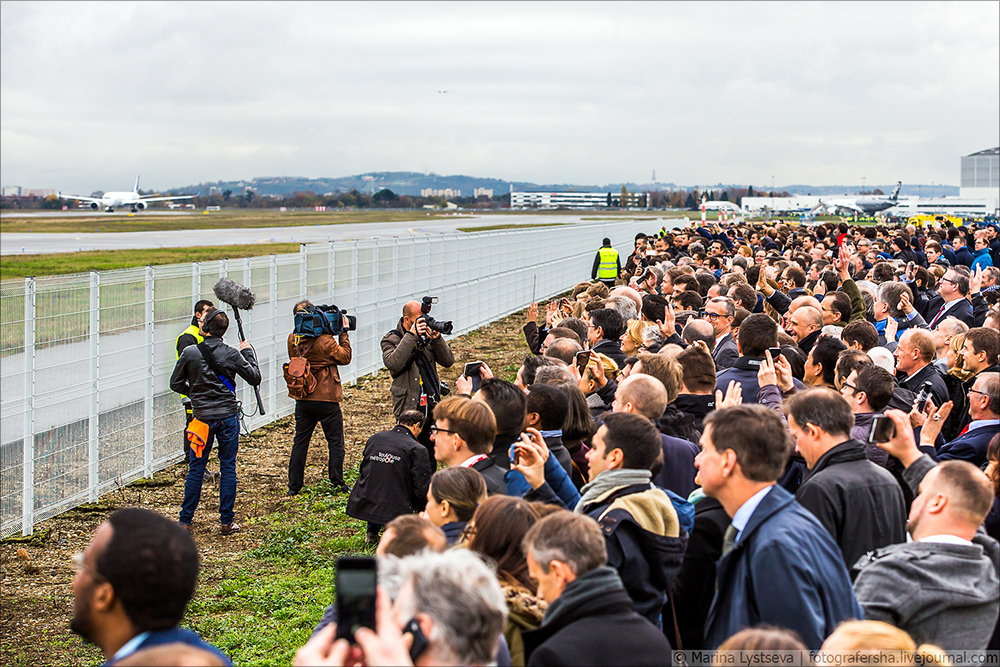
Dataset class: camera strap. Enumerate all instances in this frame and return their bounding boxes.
[197,342,236,393]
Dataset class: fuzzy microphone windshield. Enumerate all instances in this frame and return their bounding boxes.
[213,278,256,311]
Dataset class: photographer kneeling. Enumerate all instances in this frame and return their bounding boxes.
[382,298,456,457]
[286,300,353,496]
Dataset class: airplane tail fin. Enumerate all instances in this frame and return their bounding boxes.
[890,181,901,200]
[134,174,140,194]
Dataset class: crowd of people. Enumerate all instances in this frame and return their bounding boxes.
[78,216,1000,665]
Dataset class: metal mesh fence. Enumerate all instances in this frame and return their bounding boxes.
[0,219,653,535]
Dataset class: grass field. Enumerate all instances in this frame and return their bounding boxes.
[0,244,301,281]
[0,209,454,234]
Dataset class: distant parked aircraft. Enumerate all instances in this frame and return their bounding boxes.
[58,175,194,212]
[818,181,902,215]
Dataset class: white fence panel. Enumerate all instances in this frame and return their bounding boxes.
[1,219,658,535]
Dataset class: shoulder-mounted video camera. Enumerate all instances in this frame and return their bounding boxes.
[294,304,357,338]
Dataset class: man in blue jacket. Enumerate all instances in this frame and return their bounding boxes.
[698,405,864,650]
[70,508,232,666]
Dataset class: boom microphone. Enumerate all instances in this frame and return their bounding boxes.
[211,277,265,415]
[213,278,256,311]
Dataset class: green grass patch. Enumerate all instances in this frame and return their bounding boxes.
[456,223,568,232]
[185,476,372,665]
[0,209,451,234]
[0,244,300,280]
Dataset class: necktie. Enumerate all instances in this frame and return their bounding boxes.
[721,524,738,557]
[930,305,946,328]
[958,424,970,437]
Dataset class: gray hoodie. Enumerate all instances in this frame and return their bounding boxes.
[852,454,1000,651]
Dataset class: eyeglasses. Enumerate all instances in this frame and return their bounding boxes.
[968,389,989,399]
[699,312,728,322]
[428,425,459,435]
[841,382,859,394]
[939,277,957,285]
[71,552,107,582]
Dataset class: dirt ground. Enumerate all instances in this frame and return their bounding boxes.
[0,306,535,666]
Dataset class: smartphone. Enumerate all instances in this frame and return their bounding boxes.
[575,350,592,375]
[335,556,377,644]
[464,361,484,393]
[867,416,896,443]
[403,618,429,662]
[767,347,782,360]
[510,443,522,466]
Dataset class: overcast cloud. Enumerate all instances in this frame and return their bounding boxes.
[2,1,997,193]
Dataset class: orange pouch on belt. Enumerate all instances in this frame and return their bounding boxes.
[186,419,210,458]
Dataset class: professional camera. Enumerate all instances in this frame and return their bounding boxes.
[294,304,357,338]
[420,296,453,335]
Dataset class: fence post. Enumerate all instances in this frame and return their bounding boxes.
[269,254,278,417]
[242,256,253,417]
[21,278,36,536]
[299,244,307,300]
[328,241,335,302]
[144,265,154,478]
[192,261,201,301]
[88,271,100,502]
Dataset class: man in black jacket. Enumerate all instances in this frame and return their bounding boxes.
[346,410,433,543]
[522,511,672,666]
[586,308,627,368]
[786,388,907,570]
[430,396,506,495]
[170,308,261,535]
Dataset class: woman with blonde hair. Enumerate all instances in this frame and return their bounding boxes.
[820,620,950,666]
[946,332,976,382]
[620,319,655,356]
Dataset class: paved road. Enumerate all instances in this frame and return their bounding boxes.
[0,213,671,255]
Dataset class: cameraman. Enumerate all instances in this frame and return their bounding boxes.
[287,300,353,496]
[381,300,455,455]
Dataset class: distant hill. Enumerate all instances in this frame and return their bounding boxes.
[166,172,959,198]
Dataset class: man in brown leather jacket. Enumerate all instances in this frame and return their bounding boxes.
[287,300,353,495]
[381,300,455,457]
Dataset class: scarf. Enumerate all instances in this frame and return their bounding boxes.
[540,566,625,628]
[574,469,652,513]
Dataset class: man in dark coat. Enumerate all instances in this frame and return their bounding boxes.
[786,388,907,570]
[698,405,863,650]
[430,396,507,495]
[705,296,739,370]
[346,410,433,543]
[895,329,950,411]
[716,313,804,405]
[587,308,627,369]
[936,371,999,467]
[523,511,672,667]
[519,412,688,625]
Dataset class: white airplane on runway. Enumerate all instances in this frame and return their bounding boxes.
[58,175,194,212]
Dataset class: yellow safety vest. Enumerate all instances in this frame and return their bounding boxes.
[598,247,619,279]
[176,324,204,359]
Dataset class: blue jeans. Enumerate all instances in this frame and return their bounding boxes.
[179,414,239,525]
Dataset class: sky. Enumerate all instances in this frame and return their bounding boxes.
[2,1,998,194]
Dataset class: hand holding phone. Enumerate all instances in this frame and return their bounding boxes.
[335,556,377,644]
[463,361,484,393]
[575,350,592,375]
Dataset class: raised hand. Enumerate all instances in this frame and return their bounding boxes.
[715,380,743,409]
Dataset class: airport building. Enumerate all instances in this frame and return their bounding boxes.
[740,196,822,213]
[420,188,462,199]
[511,191,613,209]
[961,147,999,214]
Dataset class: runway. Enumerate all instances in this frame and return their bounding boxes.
[0,213,670,255]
